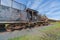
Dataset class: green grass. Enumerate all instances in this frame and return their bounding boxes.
[9,22,60,40]
[41,22,60,31]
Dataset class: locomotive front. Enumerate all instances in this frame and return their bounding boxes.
[0,0,28,31]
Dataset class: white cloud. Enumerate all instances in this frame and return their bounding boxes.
[26,1,32,7]
[37,0,53,11]
[30,0,41,9]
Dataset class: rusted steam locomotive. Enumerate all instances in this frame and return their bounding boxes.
[0,0,49,31]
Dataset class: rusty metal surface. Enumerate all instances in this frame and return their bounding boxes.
[0,0,27,23]
[0,5,27,21]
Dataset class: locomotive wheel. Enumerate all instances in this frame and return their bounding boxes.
[5,24,14,32]
[34,24,37,27]
[40,24,43,26]
[22,25,26,29]
[14,25,23,30]
[6,28,13,32]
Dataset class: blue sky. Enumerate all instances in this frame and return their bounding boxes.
[15,0,60,20]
